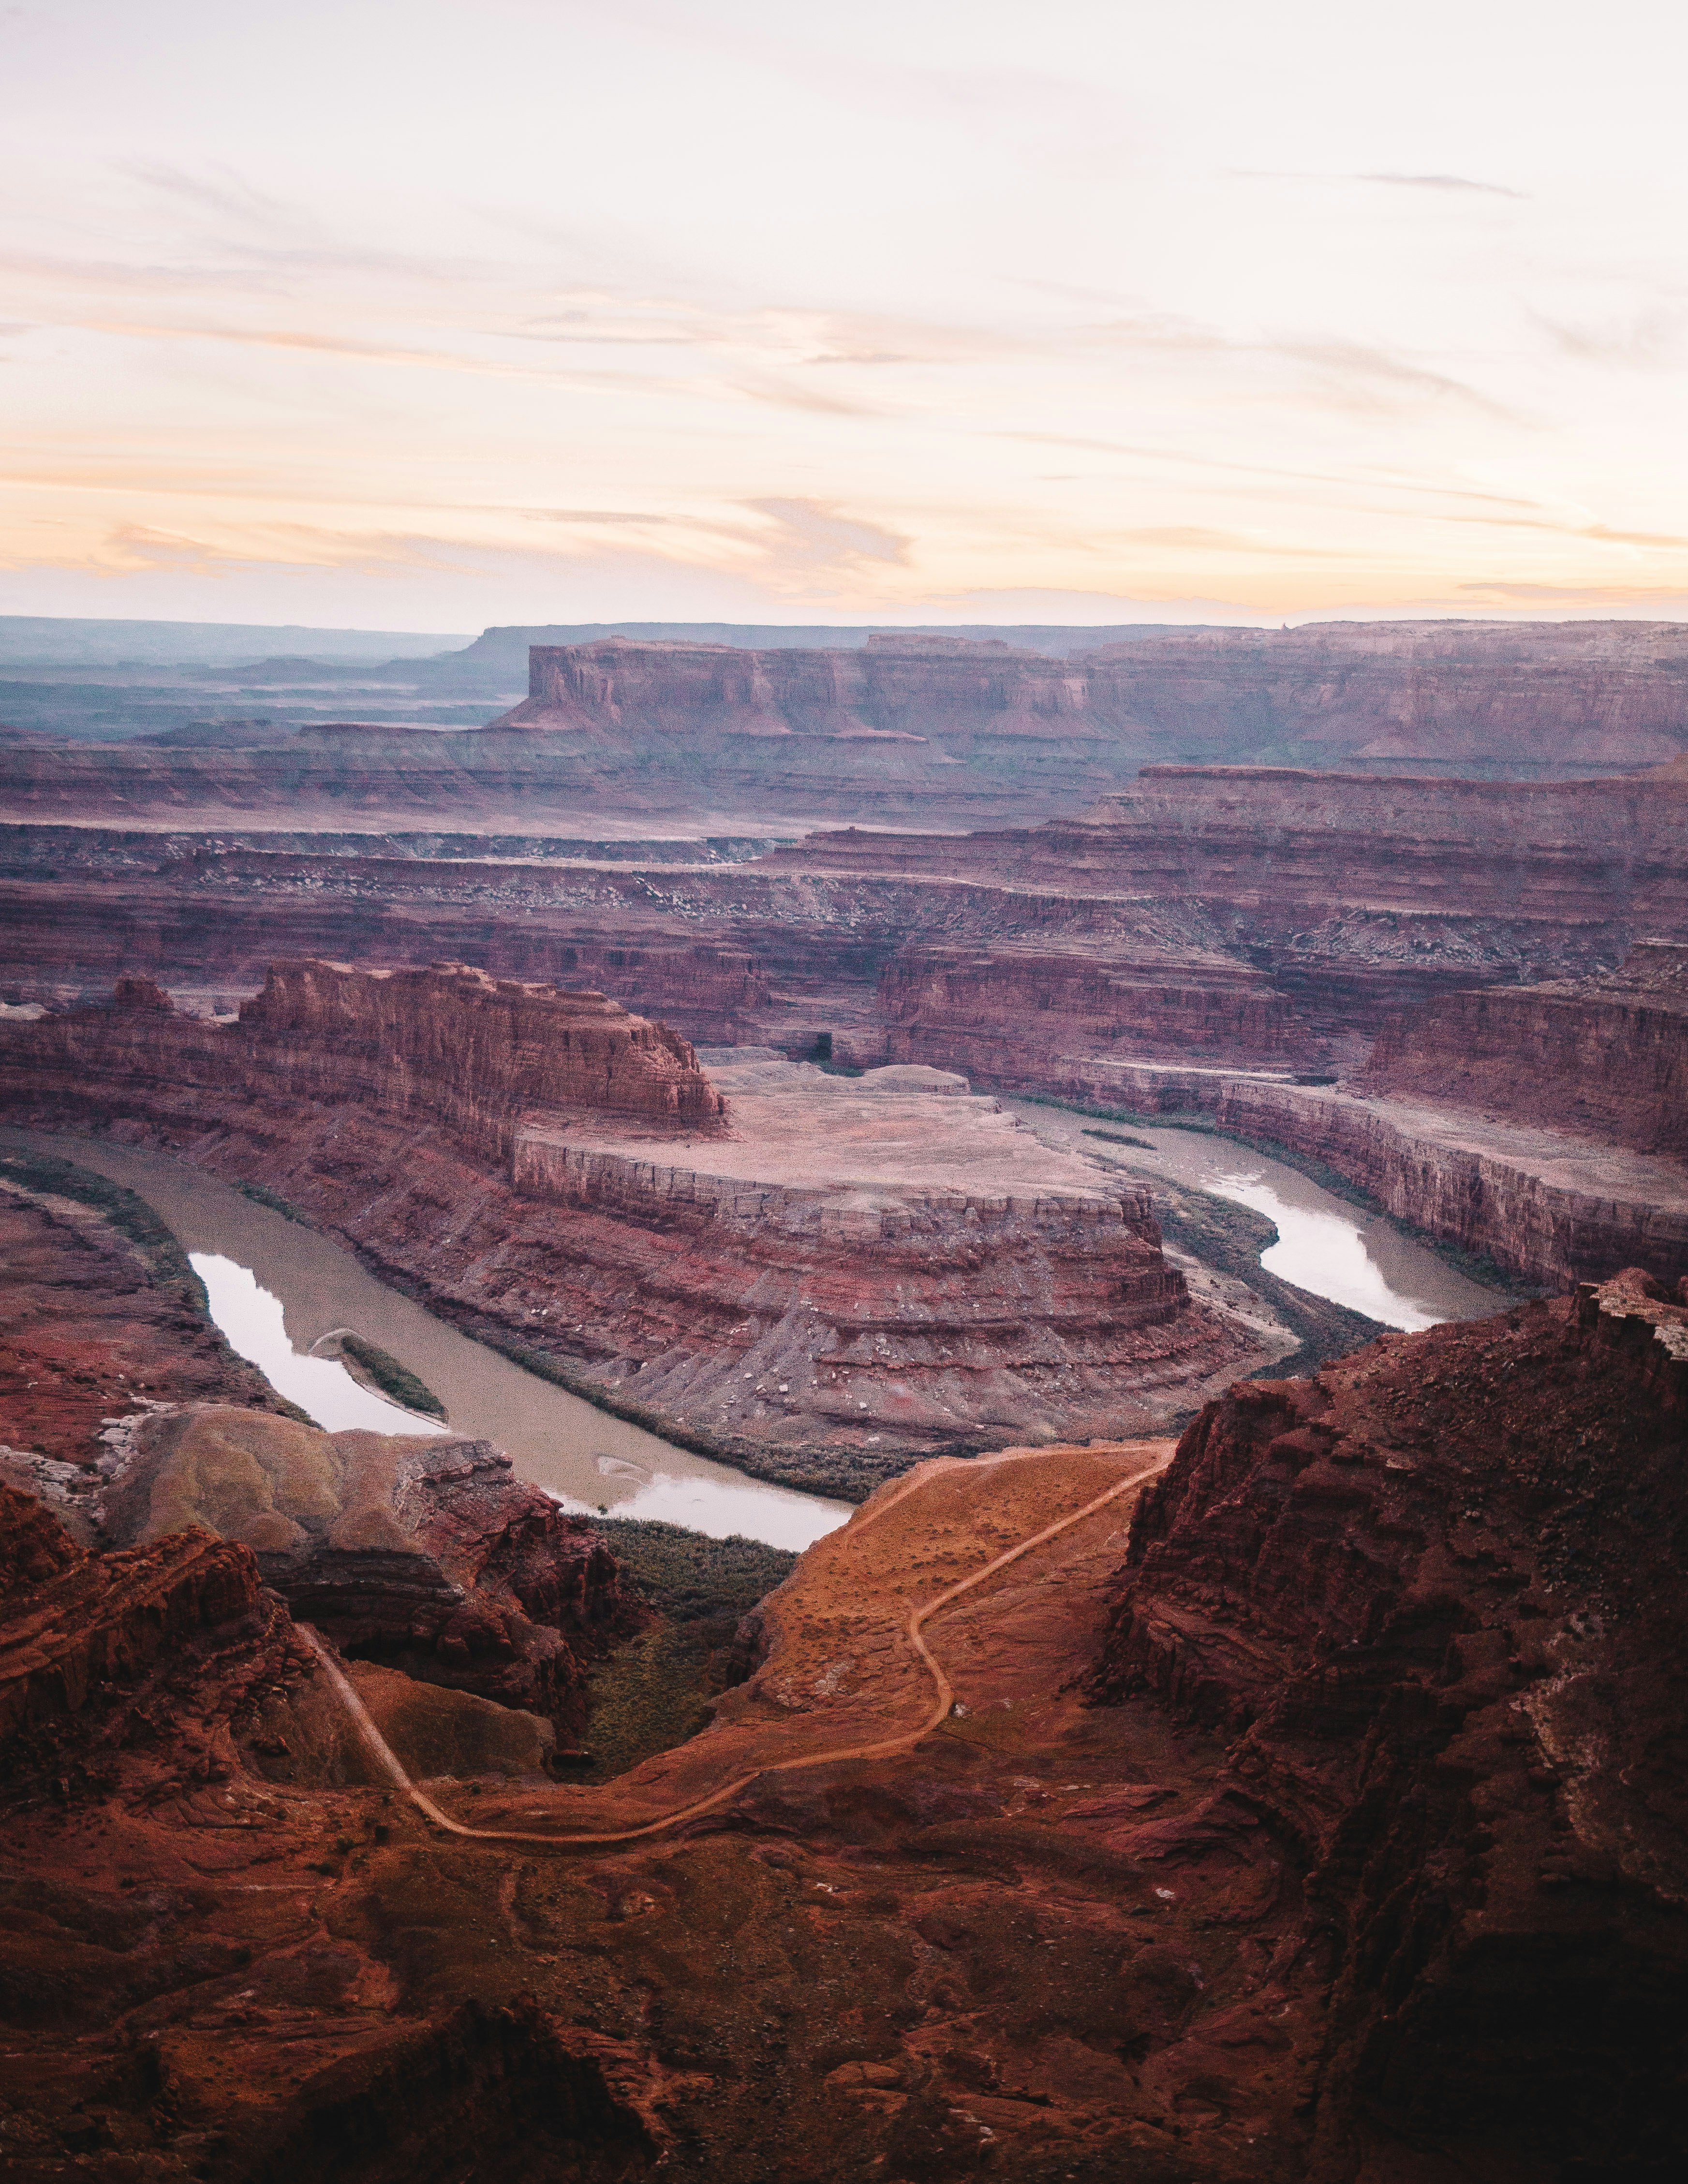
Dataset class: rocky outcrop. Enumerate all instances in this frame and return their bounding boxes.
[1090,1274,1688,2180]
[879,937,1316,1077]
[1361,939,1688,1157]
[0,1476,296,1774]
[12,620,1683,841]
[0,1147,299,1474]
[503,632,1095,744]
[1014,1058,1688,1290]
[239,958,725,1147]
[5,762,1681,1068]
[505,619,1688,778]
[101,1407,634,1738]
[0,958,724,1157]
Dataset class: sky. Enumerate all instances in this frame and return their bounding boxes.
[2,0,1686,633]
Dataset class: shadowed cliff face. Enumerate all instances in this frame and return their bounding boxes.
[100,1409,639,1741]
[240,958,726,1146]
[1090,1272,1688,2181]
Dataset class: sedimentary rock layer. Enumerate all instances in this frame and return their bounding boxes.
[878,938,1311,1078]
[1019,1055,1688,1290]
[240,957,725,1147]
[506,620,1688,778]
[101,1406,634,1737]
[1362,938,1688,1157]
[0,977,1253,1466]
[1091,1272,1688,2179]
[5,958,723,1156]
[8,620,1685,842]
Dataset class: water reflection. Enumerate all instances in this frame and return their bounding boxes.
[192,1253,453,1435]
[7,1133,849,1552]
[1133,1129,1505,1330]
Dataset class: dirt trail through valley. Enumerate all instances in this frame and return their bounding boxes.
[300,1442,1168,1849]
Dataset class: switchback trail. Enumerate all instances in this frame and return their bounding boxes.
[299,1446,1168,1850]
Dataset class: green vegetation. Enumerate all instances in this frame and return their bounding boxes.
[1082,1125,1154,1150]
[337,1332,446,1419]
[236,1179,312,1225]
[597,1516,797,1623]
[575,1626,719,1783]
[0,1144,202,1293]
[579,1518,799,1782]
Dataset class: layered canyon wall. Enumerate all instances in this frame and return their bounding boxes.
[5,620,1686,840]
[0,970,1254,1472]
[1091,1270,1688,2178]
[3,761,1683,1300]
[508,620,1688,779]
[1361,938,1688,1158]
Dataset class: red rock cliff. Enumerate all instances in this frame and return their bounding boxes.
[1360,939,1688,1157]
[0,959,724,1160]
[1090,1278,1688,2178]
[507,620,1688,776]
[240,958,725,1148]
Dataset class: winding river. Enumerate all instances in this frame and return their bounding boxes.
[6,1135,851,1553]
[10,1105,1503,1556]
[1003,1102,1508,1331]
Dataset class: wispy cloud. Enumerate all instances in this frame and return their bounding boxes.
[1356,173,1525,198]
[1237,169,1526,199]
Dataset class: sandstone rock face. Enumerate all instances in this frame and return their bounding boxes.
[1361,939,1688,1157]
[0,1475,293,1775]
[8,620,1684,844]
[507,620,1688,780]
[0,1487,663,2179]
[506,632,1095,744]
[100,1406,634,1737]
[6,763,1680,1070]
[0,987,1257,1472]
[0,958,722,1159]
[879,937,1312,1078]
[242,959,725,1149]
[1090,1275,1688,2180]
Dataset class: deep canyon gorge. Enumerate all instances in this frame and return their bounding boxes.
[1,619,1684,2183]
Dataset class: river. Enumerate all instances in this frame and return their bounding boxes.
[1004,1103,1508,1331]
[7,1134,850,1552]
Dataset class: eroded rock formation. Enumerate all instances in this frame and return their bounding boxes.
[8,620,1685,847]
[1090,1273,1688,2178]
[1362,938,1688,1157]
[100,1407,635,1739]
[503,620,1688,780]
[0,972,1255,1475]
[0,1152,293,1480]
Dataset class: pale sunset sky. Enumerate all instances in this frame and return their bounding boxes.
[2,0,1684,631]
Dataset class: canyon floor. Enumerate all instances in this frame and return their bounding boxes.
[4,1439,1331,2184]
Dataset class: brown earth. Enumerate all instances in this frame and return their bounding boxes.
[1093,1271,1688,2180]
[0,1159,295,1484]
[5,1261,1682,2180]
[100,1407,638,1742]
